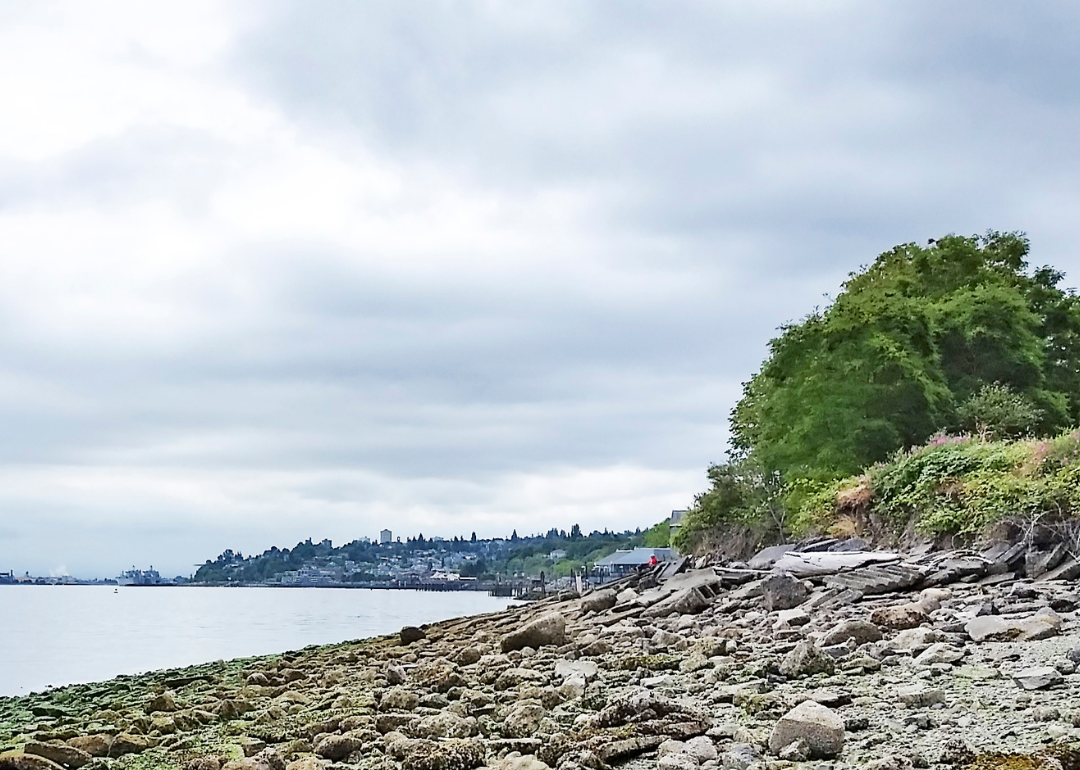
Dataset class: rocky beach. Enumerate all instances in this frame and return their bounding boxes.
[3,540,1080,770]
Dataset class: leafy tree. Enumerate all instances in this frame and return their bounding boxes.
[732,232,1080,480]
[959,383,1044,440]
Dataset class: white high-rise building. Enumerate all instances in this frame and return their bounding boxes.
[380,528,393,545]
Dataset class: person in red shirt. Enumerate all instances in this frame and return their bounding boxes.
[649,554,658,566]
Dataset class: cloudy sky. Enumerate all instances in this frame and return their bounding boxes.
[2,1,1080,578]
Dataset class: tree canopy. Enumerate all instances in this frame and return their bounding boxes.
[731,232,1080,480]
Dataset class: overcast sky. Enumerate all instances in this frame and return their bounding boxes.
[2,1,1080,578]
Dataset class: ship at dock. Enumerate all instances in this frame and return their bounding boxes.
[115,567,163,586]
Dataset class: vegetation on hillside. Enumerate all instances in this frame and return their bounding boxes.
[793,430,1080,541]
[193,526,658,584]
[677,231,1080,552]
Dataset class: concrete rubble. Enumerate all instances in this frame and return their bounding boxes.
[4,536,1080,770]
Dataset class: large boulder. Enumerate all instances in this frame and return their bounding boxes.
[314,735,364,762]
[503,702,545,738]
[387,738,486,770]
[65,737,110,759]
[820,620,882,647]
[381,687,420,712]
[501,612,567,652]
[643,587,710,618]
[870,604,927,630]
[145,691,178,714]
[416,712,474,739]
[109,734,152,757]
[768,701,845,759]
[581,589,618,613]
[400,626,426,645]
[1013,667,1064,690]
[780,640,835,678]
[23,742,91,769]
[761,573,809,611]
[0,753,66,770]
[965,615,1058,643]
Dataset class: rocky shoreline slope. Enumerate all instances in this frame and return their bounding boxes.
[3,540,1080,770]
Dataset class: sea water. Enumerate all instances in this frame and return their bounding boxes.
[0,585,513,696]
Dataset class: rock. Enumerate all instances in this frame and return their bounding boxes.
[870,604,927,630]
[779,639,835,678]
[284,760,326,770]
[146,691,178,713]
[453,647,482,666]
[381,687,420,711]
[774,608,810,627]
[416,712,473,739]
[245,672,270,686]
[413,659,467,693]
[891,628,943,653]
[864,757,914,770]
[109,734,151,757]
[501,612,567,652]
[938,738,976,766]
[896,685,945,706]
[820,619,882,647]
[314,735,363,762]
[554,660,598,681]
[23,742,91,769]
[761,573,809,611]
[559,674,587,700]
[616,587,639,604]
[1013,666,1064,690]
[778,739,810,762]
[914,643,963,666]
[386,665,407,685]
[490,756,550,770]
[581,589,617,613]
[503,702,545,738]
[684,736,718,763]
[768,701,845,759]
[388,738,486,770]
[721,743,759,770]
[643,587,711,617]
[65,738,109,759]
[0,754,66,770]
[917,587,951,612]
[965,615,1058,642]
[750,544,796,570]
[400,626,426,645]
[658,754,697,770]
[185,759,222,770]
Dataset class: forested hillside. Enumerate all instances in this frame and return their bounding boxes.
[677,232,1080,552]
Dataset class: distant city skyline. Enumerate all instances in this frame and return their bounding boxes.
[4,2,1080,577]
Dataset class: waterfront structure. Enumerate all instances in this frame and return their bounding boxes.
[668,509,688,538]
[116,567,163,586]
[594,547,674,579]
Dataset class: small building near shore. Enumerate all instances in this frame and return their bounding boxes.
[594,547,675,579]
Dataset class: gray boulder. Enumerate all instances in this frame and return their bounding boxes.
[642,587,710,618]
[581,589,617,613]
[768,701,845,759]
[501,612,567,652]
[820,619,882,647]
[761,573,809,611]
[780,640,835,678]
[1013,666,1064,690]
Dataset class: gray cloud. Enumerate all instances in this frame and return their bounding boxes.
[1,2,1080,577]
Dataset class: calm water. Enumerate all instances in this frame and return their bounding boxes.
[0,585,513,697]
